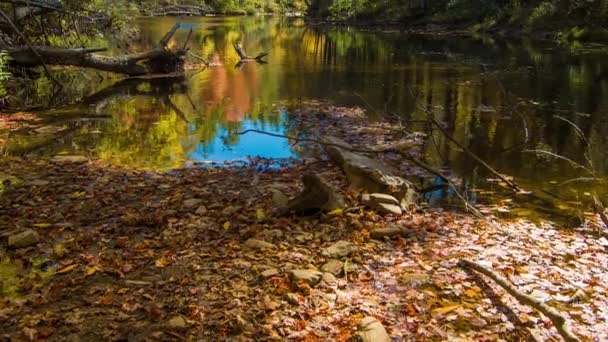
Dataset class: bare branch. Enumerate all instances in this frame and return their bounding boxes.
[460,259,580,342]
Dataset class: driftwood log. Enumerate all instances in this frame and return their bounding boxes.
[459,259,580,342]
[7,21,189,76]
[233,43,268,64]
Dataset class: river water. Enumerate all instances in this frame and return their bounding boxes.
[2,16,608,223]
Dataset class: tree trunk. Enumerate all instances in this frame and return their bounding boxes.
[7,22,188,76]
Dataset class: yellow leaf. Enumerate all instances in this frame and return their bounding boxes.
[327,208,343,216]
[256,209,266,221]
[33,223,52,228]
[464,286,481,298]
[85,267,97,276]
[56,264,78,274]
[432,304,460,315]
[223,221,231,230]
[155,256,171,268]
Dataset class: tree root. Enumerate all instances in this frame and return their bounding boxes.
[459,259,580,342]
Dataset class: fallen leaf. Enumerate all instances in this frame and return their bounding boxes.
[56,264,78,274]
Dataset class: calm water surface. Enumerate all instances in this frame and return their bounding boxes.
[4,16,608,220]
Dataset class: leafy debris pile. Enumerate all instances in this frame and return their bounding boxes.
[0,156,607,341]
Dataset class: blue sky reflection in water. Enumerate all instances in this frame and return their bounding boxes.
[188,113,297,169]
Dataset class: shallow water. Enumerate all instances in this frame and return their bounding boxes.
[3,16,608,221]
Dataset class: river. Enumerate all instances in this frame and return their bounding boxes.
[2,16,607,224]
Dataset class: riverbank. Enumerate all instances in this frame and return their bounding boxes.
[1,105,608,341]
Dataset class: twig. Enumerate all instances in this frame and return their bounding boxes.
[459,259,580,342]
[187,51,209,65]
[523,150,595,176]
[423,110,521,192]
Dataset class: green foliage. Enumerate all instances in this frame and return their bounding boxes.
[0,51,11,99]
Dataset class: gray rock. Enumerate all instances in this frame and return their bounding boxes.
[8,230,39,248]
[375,203,402,215]
[368,193,400,206]
[167,315,188,330]
[356,316,391,342]
[324,136,416,203]
[322,241,356,258]
[321,259,343,276]
[261,268,280,278]
[183,198,202,209]
[244,239,276,250]
[362,193,403,215]
[290,269,323,285]
[370,226,403,239]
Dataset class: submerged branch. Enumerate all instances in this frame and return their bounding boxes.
[459,259,580,342]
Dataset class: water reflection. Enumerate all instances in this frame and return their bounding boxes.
[5,16,608,210]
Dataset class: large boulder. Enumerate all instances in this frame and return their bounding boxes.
[324,136,417,206]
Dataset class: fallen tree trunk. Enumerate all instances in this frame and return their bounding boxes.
[7,21,188,76]
[459,259,580,342]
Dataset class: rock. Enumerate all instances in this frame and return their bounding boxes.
[51,155,88,163]
[370,226,403,239]
[270,188,289,208]
[260,268,280,278]
[321,259,343,276]
[356,316,391,342]
[195,205,208,215]
[362,193,403,215]
[8,230,39,248]
[290,269,323,286]
[367,193,400,206]
[167,315,188,330]
[284,173,344,214]
[324,136,416,204]
[244,238,276,250]
[320,272,338,286]
[375,203,402,215]
[183,198,202,209]
[322,241,356,258]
